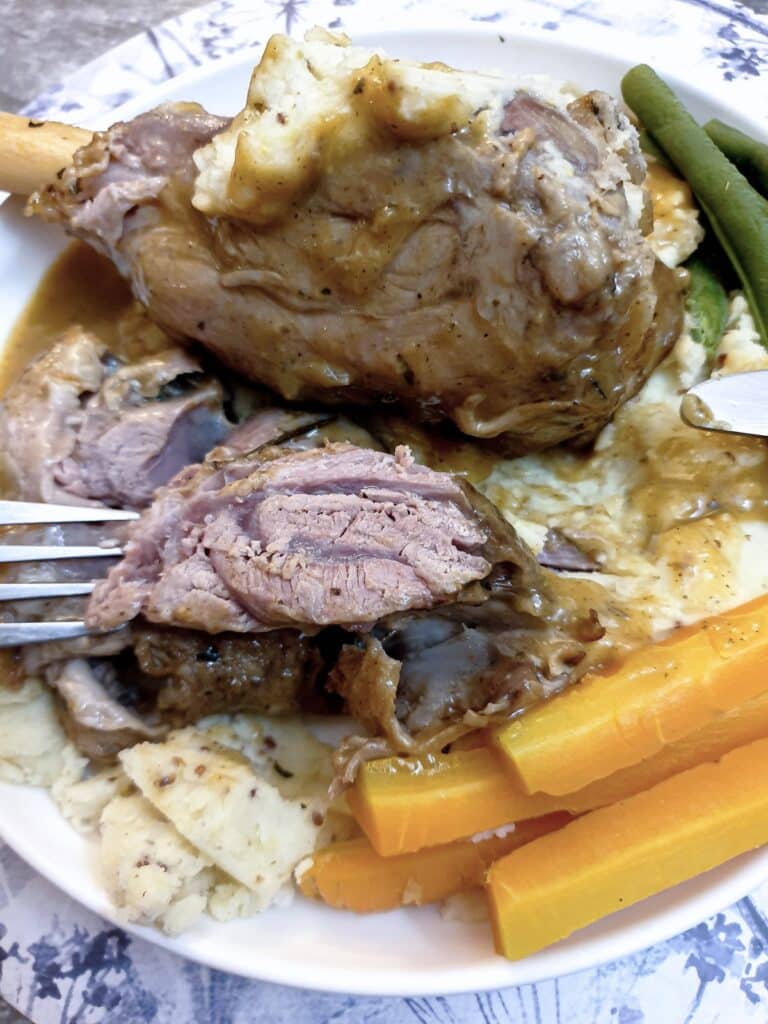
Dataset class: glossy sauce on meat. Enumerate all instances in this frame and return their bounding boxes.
[35,71,684,454]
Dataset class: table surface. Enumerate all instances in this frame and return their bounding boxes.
[1,1,768,1021]
[0,0,195,113]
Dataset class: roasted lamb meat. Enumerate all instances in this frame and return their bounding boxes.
[0,326,229,509]
[84,433,600,763]
[33,33,685,454]
[0,325,604,763]
[0,394,349,752]
[85,443,523,634]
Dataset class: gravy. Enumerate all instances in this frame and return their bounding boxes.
[0,242,132,394]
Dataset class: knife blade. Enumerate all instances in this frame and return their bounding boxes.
[680,370,768,438]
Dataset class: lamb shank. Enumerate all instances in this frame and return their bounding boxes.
[32,31,685,454]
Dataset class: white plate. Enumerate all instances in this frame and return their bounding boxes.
[1,25,767,998]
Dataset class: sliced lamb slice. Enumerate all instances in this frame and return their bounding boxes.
[0,326,230,510]
[86,443,534,635]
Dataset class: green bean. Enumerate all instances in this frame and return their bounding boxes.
[622,64,768,347]
[685,252,729,352]
[637,128,673,171]
[704,118,768,199]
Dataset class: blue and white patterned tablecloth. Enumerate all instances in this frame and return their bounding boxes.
[3,1,768,1020]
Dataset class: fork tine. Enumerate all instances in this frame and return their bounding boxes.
[0,582,95,600]
[0,621,97,647]
[0,500,138,525]
[0,545,122,563]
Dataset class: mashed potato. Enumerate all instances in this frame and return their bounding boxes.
[0,678,81,786]
[484,295,768,650]
[193,29,580,224]
[0,695,357,934]
[53,761,130,833]
[101,716,356,933]
[645,159,705,268]
[100,792,221,934]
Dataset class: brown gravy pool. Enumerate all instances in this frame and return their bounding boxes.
[0,243,133,394]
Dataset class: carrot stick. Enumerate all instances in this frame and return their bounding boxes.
[348,683,768,855]
[487,736,768,960]
[492,595,768,796]
[298,813,570,913]
[561,686,768,811]
[346,747,561,856]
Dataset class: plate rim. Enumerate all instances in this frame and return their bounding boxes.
[2,781,768,996]
[57,19,768,138]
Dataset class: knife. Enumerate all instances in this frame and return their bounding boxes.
[680,370,768,438]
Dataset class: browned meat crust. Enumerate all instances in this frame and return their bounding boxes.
[132,625,325,722]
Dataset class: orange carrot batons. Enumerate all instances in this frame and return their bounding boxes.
[487,737,768,960]
[346,747,563,856]
[492,595,768,796]
[348,682,768,855]
[298,813,570,913]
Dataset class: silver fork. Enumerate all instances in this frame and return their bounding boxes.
[0,500,137,647]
